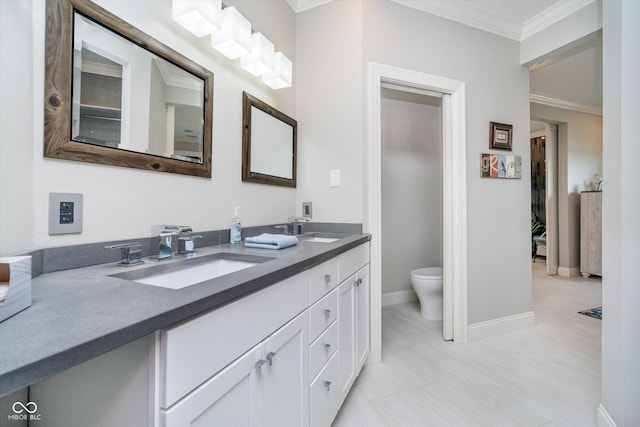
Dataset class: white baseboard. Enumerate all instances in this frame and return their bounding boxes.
[467,311,536,342]
[382,290,417,306]
[558,266,580,277]
[597,404,618,427]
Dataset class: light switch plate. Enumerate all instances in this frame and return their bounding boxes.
[329,169,341,187]
[49,193,83,235]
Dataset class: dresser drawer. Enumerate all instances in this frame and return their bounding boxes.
[308,320,338,380]
[308,257,338,305]
[337,243,369,283]
[309,352,338,427]
[308,288,337,343]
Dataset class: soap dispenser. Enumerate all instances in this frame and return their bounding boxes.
[230,207,242,244]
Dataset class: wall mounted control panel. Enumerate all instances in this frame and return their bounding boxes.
[49,192,83,235]
[302,202,312,219]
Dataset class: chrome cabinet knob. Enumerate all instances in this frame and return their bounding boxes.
[324,274,332,284]
[324,343,332,352]
[324,380,332,391]
[324,309,332,318]
[255,359,266,373]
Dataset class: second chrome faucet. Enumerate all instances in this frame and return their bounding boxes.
[155,225,201,260]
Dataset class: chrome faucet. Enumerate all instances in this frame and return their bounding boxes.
[155,225,193,261]
[177,234,203,257]
[104,242,144,267]
[287,216,309,235]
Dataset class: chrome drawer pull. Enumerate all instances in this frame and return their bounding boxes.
[255,359,266,373]
[356,278,363,286]
[324,380,332,391]
[324,309,332,318]
[324,343,332,352]
[324,274,332,284]
[266,351,277,366]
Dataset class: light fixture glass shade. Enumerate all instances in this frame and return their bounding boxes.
[172,0,222,38]
[262,52,292,89]
[211,6,251,60]
[240,33,275,76]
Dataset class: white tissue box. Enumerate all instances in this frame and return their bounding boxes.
[0,256,32,323]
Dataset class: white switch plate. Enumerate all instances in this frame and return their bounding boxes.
[49,192,83,235]
[329,169,341,187]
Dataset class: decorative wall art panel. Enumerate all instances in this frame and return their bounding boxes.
[481,153,521,179]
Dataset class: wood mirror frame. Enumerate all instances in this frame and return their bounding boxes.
[242,92,297,187]
[44,0,213,177]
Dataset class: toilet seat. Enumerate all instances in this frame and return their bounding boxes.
[411,267,443,280]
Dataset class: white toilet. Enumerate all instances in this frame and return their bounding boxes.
[410,267,443,320]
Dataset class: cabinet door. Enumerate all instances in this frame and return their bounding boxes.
[161,343,263,427]
[355,265,370,370]
[337,275,356,406]
[262,311,309,427]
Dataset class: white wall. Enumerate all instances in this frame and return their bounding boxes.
[296,0,532,324]
[364,1,532,324]
[295,0,364,222]
[381,89,442,295]
[600,0,640,425]
[530,103,602,275]
[0,0,296,255]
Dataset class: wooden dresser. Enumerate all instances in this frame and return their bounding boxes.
[580,191,602,277]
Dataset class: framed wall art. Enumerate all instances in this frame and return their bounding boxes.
[489,121,513,151]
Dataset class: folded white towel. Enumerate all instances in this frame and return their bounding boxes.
[244,233,298,250]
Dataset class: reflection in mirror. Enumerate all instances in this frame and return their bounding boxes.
[242,92,297,187]
[45,0,213,177]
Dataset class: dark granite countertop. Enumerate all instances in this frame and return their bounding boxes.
[0,233,370,397]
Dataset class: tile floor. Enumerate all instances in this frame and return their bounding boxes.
[333,262,603,427]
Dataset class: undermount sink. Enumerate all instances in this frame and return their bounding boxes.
[304,237,340,243]
[300,232,345,243]
[111,253,274,290]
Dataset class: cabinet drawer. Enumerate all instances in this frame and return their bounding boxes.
[308,288,337,343]
[337,243,369,283]
[308,320,338,380]
[308,257,338,305]
[309,353,338,427]
[160,271,309,409]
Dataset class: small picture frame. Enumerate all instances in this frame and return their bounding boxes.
[489,122,513,151]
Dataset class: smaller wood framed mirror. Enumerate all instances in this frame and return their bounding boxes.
[242,92,297,187]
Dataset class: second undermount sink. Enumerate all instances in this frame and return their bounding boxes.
[111,253,274,290]
[304,237,340,243]
[300,232,345,243]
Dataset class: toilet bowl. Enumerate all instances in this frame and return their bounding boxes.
[410,267,443,320]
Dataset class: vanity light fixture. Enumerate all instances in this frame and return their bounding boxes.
[211,6,251,60]
[241,32,275,76]
[171,2,291,89]
[172,0,222,38]
[262,52,292,89]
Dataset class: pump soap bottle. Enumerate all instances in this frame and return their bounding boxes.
[230,207,242,244]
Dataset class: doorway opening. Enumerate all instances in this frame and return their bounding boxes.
[367,63,468,364]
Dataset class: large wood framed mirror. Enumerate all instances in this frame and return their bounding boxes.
[242,92,297,187]
[44,0,213,177]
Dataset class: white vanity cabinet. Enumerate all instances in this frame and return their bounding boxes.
[161,311,309,427]
[24,241,370,427]
[337,244,370,406]
[158,271,310,427]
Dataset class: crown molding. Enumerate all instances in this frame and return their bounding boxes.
[286,0,334,13]
[530,93,602,116]
[522,0,596,40]
[390,0,521,40]
[289,0,597,42]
